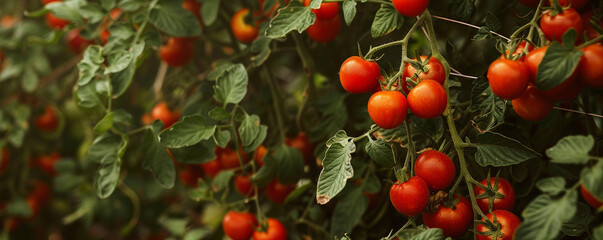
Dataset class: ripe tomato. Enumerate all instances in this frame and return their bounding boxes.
[339,56,381,94]
[306,13,341,43]
[582,10,603,42]
[30,180,51,205]
[0,148,9,173]
[487,59,530,100]
[231,8,259,43]
[540,8,583,43]
[235,175,255,197]
[253,218,287,240]
[1,15,17,28]
[389,177,429,216]
[151,102,181,129]
[26,195,42,220]
[266,180,295,204]
[578,44,603,88]
[222,211,258,240]
[45,12,69,29]
[286,132,314,164]
[501,41,534,61]
[201,159,222,178]
[38,152,61,176]
[304,0,339,20]
[100,29,111,45]
[549,0,588,9]
[512,85,554,121]
[35,105,59,132]
[159,37,195,67]
[524,46,583,101]
[414,150,455,191]
[178,165,203,187]
[474,177,515,213]
[407,80,447,119]
[476,210,521,240]
[422,194,473,238]
[367,91,407,129]
[41,0,61,4]
[182,0,203,25]
[256,145,268,167]
[402,56,446,93]
[218,146,249,170]
[392,0,429,17]
[580,185,603,209]
[66,29,94,54]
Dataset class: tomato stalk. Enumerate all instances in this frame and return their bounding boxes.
[291,32,317,132]
[118,181,140,236]
[229,104,249,175]
[152,62,168,101]
[261,66,287,142]
[576,34,603,49]
[431,15,511,42]
[130,0,159,49]
[385,215,417,240]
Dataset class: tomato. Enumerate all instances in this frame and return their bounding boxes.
[474,177,515,213]
[218,146,249,170]
[38,152,61,176]
[266,180,295,204]
[45,12,69,29]
[578,44,603,88]
[285,132,314,164]
[524,46,583,101]
[512,85,554,121]
[182,0,203,25]
[256,145,268,167]
[109,8,123,21]
[367,91,407,129]
[178,165,203,187]
[30,180,51,205]
[389,177,429,216]
[339,56,381,94]
[304,0,339,20]
[66,29,94,54]
[235,175,255,197]
[159,37,195,67]
[501,41,534,61]
[402,56,446,93]
[253,218,287,240]
[549,0,588,9]
[518,0,548,7]
[422,194,474,238]
[222,211,258,240]
[306,13,341,43]
[151,102,181,129]
[540,8,583,44]
[1,15,17,28]
[35,105,59,132]
[392,0,429,17]
[41,0,61,4]
[100,29,111,45]
[487,59,530,100]
[476,210,521,240]
[407,80,447,119]
[0,148,8,173]
[414,150,455,191]
[231,8,259,43]
[26,195,42,219]
[582,10,603,42]
[201,159,222,178]
[580,185,603,209]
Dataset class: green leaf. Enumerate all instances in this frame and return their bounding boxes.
[473,132,540,167]
[238,114,261,147]
[471,78,505,132]
[485,12,501,31]
[119,0,145,12]
[316,131,355,205]
[104,50,133,74]
[75,82,103,108]
[6,199,32,217]
[410,228,445,240]
[142,122,175,189]
[169,140,217,164]
[546,135,594,164]
[594,225,603,240]
[150,0,202,37]
[189,179,212,202]
[561,202,593,237]
[514,191,578,240]
[159,115,216,148]
[45,0,86,25]
[77,45,104,86]
[269,144,305,184]
[80,4,105,24]
[95,160,121,199]
[110,41,144,97]
[581,161,603,200]
[364,138,395,168]
[536,42,583,91]
[201,0,219,25]
[208,107,230,121]
[285,182,312,204]
[371,4,403,38]
[207,61,234,81]
[213,128,231,148]
[265,1,314,39]
[22,69,38,93]
[342,0,357,26]
[448,0,474,22]
[93,111,114,135]
[183,228,211,240]
[213,169,235,190]
[244,125,267,153]
[535,177,565,195]
[88,133,122,164]
[213,64,248,105]
[158,217,188,236]
[252,161,276,187]
[330,188,368,237]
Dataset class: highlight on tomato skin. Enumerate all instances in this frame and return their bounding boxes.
[231,8,260,44]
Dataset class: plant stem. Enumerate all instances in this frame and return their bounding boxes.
[404,119,416,174]
[385,215,416,240]
[153,62,168,101]
[118,181,140,236]
[576,35,603,49]
[365,14,426,60]
[431,15,510,42]
[262,66,287,142]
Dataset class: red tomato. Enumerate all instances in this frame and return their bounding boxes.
[422,194,474,238]
[100,29,111,45]
[304,0,339,20]
[253,218,287,240]
[407,80,447,119]
[339,56,381,94]
[414,150,455,191]
[474,177,516,213]
[30,180,51,205]
[109,8,123,21]
[35,105,59,132]
[222,211,258,240]
[578,44,603,88]
[231,8,259,43]
[501,41,534,61]
[25,195,41,220]
[178,165,203,187]
[38,152,61,176]
[285,132,314,164]
[524,46,583,101]
[1,15,17,28]
[218,146,249,170]
[402,56,446,93]
[306,13,341,43]
[41,0,61,4]
[487,59,530,100]
[580,185,603,209]
[151,102,181,129]
[159,37,195,67]
[549,0,588,9]
[389,177,429,216]
[45,12,69,29]
[512,85,554,121]
[540,8,583,44]
[235,175,255,197]
[367,91,407,129]
[201,159,222,178]
[66,29,94,54]
[182,0,203,25]
[0,148,9,173]
[392,0,429,17]
[476,210,521,240]
[266,180,295,204]
[582,10,603,42]
[256,145,268,167]
[141,113,153,125]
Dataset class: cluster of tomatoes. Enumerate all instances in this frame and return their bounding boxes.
[158,0,202,67]
[0,180,51,232]
[222,211,286,240]
[304,0,341,43]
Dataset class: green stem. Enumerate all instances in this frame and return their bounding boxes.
[352,127,379,142]
[262,66,287,142]
[230,105,247,175]
[131,0,159,48]
[385,215,416,240]
[577,35,603,49]
[404,119,417,174]
[365,14,426,60]
[118,181,140,236]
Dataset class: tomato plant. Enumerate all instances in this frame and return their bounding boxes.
[422,195,473,238]
[367,90,407,129]
[407,79,447,119]
[473,177,516,213]
[390,177,429,216]
[476,210,521,240]
[402,56,446,93]
[414,150,455,191]
[540,8,583,43]
[487,58,530,100]
[222,211,258,240]
[339,56,381,94]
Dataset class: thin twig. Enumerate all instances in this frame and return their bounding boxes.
[432,15,511,42]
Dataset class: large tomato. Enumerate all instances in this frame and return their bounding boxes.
[306,14,341,43]
[367,90,407,129]
[487,59,530,100]
[476,210,521,240]
[66,29,94,54]
[580,185,603,209]
[218,146,249,170]
[540,8,583,43]
[159,37,195,67]
[253,218,287,240]
[524,46,583,101]
[231,8,259,43]
[266,180,295,204]
[222,211,258,240]
[414,150,455,191]
[45,12,69,29]
[0,148,9,173]
[303,0,339,20]
[582,10,603,42]
[389,177,429,216]
[392,0,429,17]
[35,105,59,132]
[578,44,603,88]
[151,102,181,129]
[422,194,473,238]
[235,175,255,197]
[339,56,381,94]
[402,56,446,93]
[38,152,61,176]
[511,85,554,121]
[407,80,447,119]
[549,0,588,9]
[286,132,314,164]
[474,177,516,213]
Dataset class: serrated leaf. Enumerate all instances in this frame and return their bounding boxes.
[410,228,445,240]
[150,0,201,37]
[238,114,261,147]
[201,0,219,25]
[581,161,603,200]
[265,1,314,39]
[536,42,583,91]
[316,132,355,205]
[470,78,505,133]
[342,0,357,26]
[535,177,565,195]
[473,132,540,167]
[213,64,248,105]
[159,115,216,148]
[330,188,368,237]
[515,191,578,240]
[142,122,175,188]
[546,135,594,164]
[448,0,474,22]
[110,41,144,97]
[365,138,395,168]
[264,144,304,184]
[371,4,403,38]
[95,160,121,199]
[207,61,234,81]
[93,111,114,135]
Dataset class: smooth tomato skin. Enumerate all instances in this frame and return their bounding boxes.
[0,148,9,173]
[159,37,195,67]
[487,59,530,100]
[549,0,588,9]
[1,15,17,28]
[389,177,429,216]
[151,102,181,129]
[367,91,407,129]
[45,12,69,29]
[304,0,339,20]
[414,150,455,191]
[580,185,603,209]
[256,145,268,167]
[583,10,603,42]
[402,56,446,93]
[218,146,249,170]
[407,80,447,119]
[476,210,521,240]
[422,194,474,238]
[201,159,222,178]
[231,8,259,43]
[392,0,429,17]
[286,132,314,164]
[235,175,255,197]
[266,180,295,204]
[524,46,583,101]
[253,218,287,240]
[474,177,516,213]
[38,152,61,176]
[178,165,203,187]
[339,56,381,94]
[306,13,341,43]
[578,44,603,88]
[41,0,61,4]
[540,8,583,43]
[35,105,59,132]
[512,85,554,121]
[66,29,93,54]
[222,211,258,240]
[100,29,111,45]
